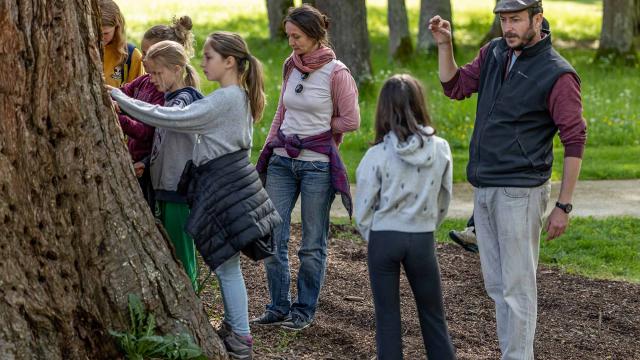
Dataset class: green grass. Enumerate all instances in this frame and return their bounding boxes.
[332,217,640,283]
[436,217,640,283]
[116,0,639,183]
[537,216,640,283]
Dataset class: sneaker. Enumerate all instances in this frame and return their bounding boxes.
[449,226,479,253]
[218,321,253,360]
[249,310,287,326]
[280,314,312,331]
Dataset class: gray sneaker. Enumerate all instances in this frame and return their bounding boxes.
[218,321,253,360]
[449,226,478,253]
[280,314,312,331]
[249,310,287,326]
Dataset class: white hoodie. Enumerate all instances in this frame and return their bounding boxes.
[355,126,452,241]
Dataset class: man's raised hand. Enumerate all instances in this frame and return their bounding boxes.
[428,16,452,45]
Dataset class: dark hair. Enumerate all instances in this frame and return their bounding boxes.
[527,4,543,20]
[206,32,265,122]
[283,4,330,47]
[143,16,195,57]
[374,74,434,145]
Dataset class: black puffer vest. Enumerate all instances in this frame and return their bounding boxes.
[468,32,578,187]
[183,150,282,270]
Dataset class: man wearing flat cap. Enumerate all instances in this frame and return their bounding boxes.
[429,1,587,359]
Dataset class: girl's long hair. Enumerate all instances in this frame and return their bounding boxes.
[99,0,128,66]
[374,74,435,145]
[206,32,265,122]
[143,15,195,58]
[145,40,199,89]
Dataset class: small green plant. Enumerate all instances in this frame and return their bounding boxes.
[110,294,207,360]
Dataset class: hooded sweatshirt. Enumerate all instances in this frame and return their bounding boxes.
[150,86,204,202]
[355,126,452,242]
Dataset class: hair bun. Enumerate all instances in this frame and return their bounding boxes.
[176,16,193,31]
[321,14,330,30]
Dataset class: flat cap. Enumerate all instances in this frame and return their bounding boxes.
[493,0,542,13]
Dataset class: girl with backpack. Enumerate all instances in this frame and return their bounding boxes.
[99,0,144,87]
[355,74,456,359]
[110,31,281,360]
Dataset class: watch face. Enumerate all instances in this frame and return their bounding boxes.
[565,204,573,213]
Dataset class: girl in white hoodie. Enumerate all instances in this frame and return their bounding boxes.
[355,74,455,359]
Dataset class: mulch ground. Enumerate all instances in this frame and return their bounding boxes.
[200,224,640,359]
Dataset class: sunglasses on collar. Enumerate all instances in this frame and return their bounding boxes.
[295,72,310,94]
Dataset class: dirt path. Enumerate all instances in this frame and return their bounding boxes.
[294,179,640,220]
[200,224,640,360]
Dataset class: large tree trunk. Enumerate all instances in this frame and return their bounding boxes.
[316,0,373,84]
[417,0,453,52]
[388,0,413,62]
[479,1,502,46]
[597,0,637,64]
[0,1,226,359]
[266,0,294,40]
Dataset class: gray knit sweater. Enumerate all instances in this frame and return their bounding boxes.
[111,85,253,167]
[354,127,452,242]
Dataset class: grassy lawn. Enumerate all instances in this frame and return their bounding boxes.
[117,0,639,183]
[332,217,640,283]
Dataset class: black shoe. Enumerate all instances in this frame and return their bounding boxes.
[249,310,287,326]
[280,314,312,331]
[449,227,479,253]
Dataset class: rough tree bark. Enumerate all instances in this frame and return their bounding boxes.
[417,0,453,52]
[388,0,413,62]
[597,0,638,64]
[0,1,226,359]
[266,0,294,40]
[479,0,502,46]
[316,0,373,84]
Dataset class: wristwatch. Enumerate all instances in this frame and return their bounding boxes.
[555,202,573,214]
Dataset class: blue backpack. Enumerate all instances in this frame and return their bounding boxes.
[122,43,137,83]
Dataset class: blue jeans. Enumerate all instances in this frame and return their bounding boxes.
[215,253,250,336]
[264,155,335,321]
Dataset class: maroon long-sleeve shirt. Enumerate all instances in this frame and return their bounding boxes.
[119,74,165,162]
[442,40,587,158]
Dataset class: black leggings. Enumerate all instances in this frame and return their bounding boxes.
[368,231,456,360]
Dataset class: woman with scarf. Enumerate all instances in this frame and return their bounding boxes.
[253,4,360,331]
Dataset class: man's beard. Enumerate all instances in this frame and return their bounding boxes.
[505,24,537,51]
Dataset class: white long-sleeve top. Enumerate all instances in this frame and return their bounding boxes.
[355,127,453,242]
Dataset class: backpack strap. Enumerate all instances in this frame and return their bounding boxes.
[122,43,136,83]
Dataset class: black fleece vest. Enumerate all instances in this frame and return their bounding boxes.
[468,33,577,187]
